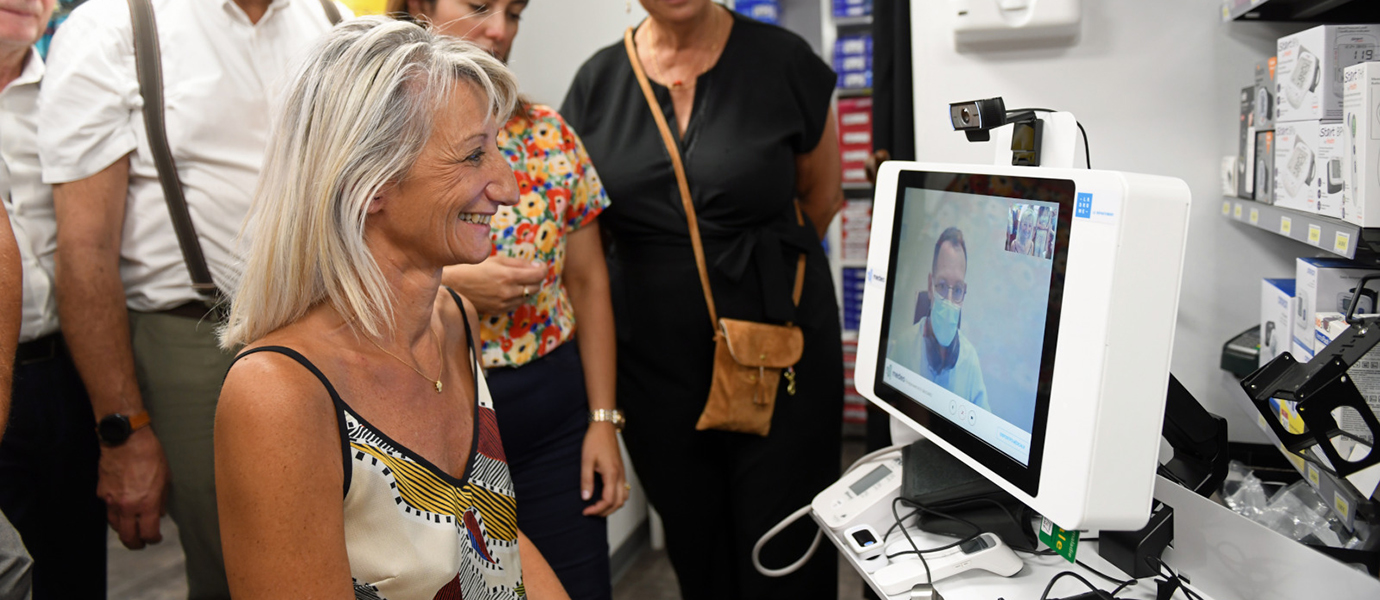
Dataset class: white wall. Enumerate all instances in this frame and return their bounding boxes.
[507,2,649,108]
[909,1,1312,443]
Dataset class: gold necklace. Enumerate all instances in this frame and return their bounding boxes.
[367,327,445,393]
[648,6,726,91]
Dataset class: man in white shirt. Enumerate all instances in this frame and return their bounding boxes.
[39,1,342,596]
[0,1,107,597]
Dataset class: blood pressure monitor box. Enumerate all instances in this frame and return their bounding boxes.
[1239,87,1257,199]
[1261,278,1296,367]
[1343,62,1380,227]
[1256,130,1275,204]
[1295,257,1380,363]
[1317,122,1347,218]
[1277,25,1380,123]
[1275,120,1332,212]
[1256,58,1278,130]
[1313,312,1380,442]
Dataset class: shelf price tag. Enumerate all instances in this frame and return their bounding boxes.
[1222,200,1231,216]
[1335,232,1352,254]
[1233,204,1243,219]
[1308,224,1322,246]
[1280,216,1292,235]
[1250,207,1259,225]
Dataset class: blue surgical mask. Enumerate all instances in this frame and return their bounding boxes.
[930,296,961,347]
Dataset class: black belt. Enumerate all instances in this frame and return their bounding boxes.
[15,333,62,366]
[160,302,220,321]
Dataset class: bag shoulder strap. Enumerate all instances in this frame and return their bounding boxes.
[624,27,719,328]
[319,0,342,26]
[127,0,218,298]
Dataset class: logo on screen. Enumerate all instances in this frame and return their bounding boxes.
[1075,193,1093,219]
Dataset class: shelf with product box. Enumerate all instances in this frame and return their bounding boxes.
[1221,0,1379,24]
[1222,17,1380,561]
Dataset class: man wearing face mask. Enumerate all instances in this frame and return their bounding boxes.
[915,227,988,411]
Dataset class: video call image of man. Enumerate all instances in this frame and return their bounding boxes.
[909,227,989,411]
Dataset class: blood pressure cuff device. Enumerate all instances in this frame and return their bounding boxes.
[901,439,1039,551]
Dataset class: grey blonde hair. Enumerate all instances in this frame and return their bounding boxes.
[219,16,519,348]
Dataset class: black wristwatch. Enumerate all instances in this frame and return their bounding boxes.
[96,411,151,447]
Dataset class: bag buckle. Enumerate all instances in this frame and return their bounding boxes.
[784,367,797,396]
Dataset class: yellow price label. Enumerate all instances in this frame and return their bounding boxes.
[1335,231,1351,254]
[1234,204,1243,219]
[1250,207,1259,225]
[1308,464,1320,487]
[1335,492,1351,520]
[1280,216,1292,235]
[1222,201,1231,215]
[1308,224,1322,245]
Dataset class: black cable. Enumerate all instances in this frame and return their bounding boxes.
[1038,571,1112,600]
[1074,558,1135,589]
[881,508,920,541]
[892,496,934,586]
[1148,556,1205,600]
[1007,107,1093,169]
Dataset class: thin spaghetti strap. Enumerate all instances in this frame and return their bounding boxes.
[443,287,481,373]
[233,346,348,408]
[230,345,354,496]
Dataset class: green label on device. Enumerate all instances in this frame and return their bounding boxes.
[1038,516,1080,563]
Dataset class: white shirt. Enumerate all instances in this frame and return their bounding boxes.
[1,48,58,342]
[38,0,345,311]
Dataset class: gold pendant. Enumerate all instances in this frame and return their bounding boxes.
[435,380,443,393]
[784,368,797,396]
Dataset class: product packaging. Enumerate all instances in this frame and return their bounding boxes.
[1295,257,1380,361]
[1317,122,1347,218]
[1313,312,1380,445]
[838,97,873,185]
[1276,120,1337,212]
[833,0,872,18]
[1261,278,1296,367]
[1276,25,1380,123]
[834,33,872,89]
[1256,130,1276,204]
[735,0,780,24]
[1343,61,1380,226]
[1256,57,1278,130]
[1240,87,1257,199]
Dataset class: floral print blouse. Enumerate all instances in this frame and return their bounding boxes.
[480,103,610,368]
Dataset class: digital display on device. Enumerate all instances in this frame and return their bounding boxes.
[850,465,891,495]
[874,172,1074,492]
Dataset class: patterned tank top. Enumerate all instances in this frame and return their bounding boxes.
[234,292,526,600]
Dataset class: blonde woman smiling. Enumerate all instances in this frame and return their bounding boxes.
[215,18,568,599]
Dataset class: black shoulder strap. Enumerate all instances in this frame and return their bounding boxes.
[126,0,341,302]
[319,0,342,26]
[232,345,352,497]
[444,287,482,383]
[127,0,218,299]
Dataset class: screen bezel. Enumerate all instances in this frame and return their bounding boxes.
[873,170,1076,496]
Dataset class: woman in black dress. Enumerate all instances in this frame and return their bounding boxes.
[561,2,844,597]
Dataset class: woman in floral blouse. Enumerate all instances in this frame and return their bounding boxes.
[391,3,625,599]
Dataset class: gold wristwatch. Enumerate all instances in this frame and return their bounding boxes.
[589,409,625,432]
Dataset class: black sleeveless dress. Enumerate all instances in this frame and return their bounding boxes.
[561,11,843,599]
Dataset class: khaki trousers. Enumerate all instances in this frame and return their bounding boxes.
[129,310,236,600]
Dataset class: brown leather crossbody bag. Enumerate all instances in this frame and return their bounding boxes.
[624,28,806,437]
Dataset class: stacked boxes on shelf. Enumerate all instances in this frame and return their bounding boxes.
[841,267,865,331]
[840,200,872,262]
[1344,61,1380,227]
[834,33,872,90]
[841,340,867,425]
[838,97,873,185]
[734,0,780,24]
[832,0,872,18]
[1273,25,1380,218]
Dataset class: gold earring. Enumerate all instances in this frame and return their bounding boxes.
[626,1,631,13]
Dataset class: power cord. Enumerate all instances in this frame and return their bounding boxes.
[1008,107,1092,169]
